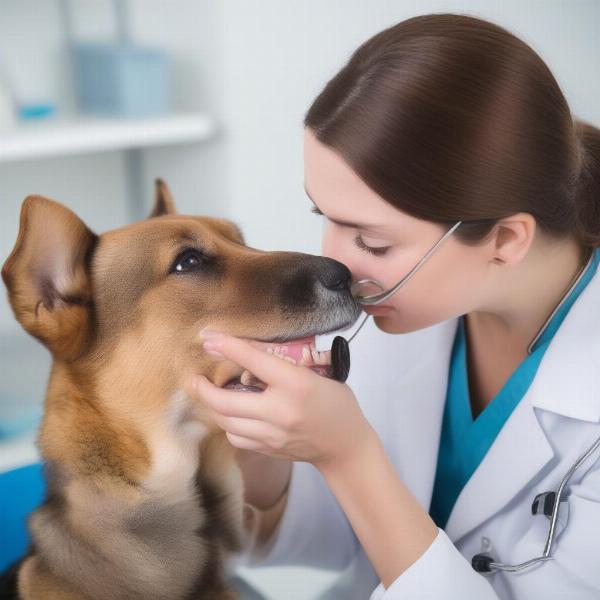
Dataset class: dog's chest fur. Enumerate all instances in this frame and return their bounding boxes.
[22,391,245,600]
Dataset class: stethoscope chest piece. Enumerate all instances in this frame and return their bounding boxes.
[331,335,351,382]
[471,537,496,574]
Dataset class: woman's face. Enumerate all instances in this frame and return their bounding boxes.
[303,128,490,334]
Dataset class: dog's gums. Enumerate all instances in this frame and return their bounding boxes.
[223,336,334,391]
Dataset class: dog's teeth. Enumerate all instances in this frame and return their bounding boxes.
[240,370,253,385]
[266,347,274,354]
[317,350,331,365]
[283,356,297,364]
[301,345,312,366]
[310,344,320,364]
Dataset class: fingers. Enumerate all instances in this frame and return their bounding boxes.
[186,375,272,420]
[211,413,272,441]
[201,333,306,388]
[197,394,281,450]
[225,433,268,453]
[187,375,293,452]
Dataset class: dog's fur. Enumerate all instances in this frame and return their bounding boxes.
[0,181,359,600]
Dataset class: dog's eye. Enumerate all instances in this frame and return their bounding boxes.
[171,249,206,273]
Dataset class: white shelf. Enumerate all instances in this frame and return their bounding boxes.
[0,112,217,162]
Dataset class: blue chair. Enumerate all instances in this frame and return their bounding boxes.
[0,463,45,573]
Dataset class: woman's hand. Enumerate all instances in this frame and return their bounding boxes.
[184,332,376,471]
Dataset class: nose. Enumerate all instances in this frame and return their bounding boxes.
[275,253,355,312]
[317,258,352,292]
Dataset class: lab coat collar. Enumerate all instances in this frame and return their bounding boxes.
[443,263,600,543]
[528,264,600,423]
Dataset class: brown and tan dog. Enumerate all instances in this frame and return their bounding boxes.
[0,180,360,600]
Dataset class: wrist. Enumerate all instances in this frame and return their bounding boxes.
[313,426,439,587]
[235,449,292,510]
[258,471,291,511]
[316,424,382,480]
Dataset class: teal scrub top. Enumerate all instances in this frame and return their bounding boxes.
[429,248,600,529]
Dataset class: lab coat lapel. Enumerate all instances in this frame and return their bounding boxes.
[443,393,554,543]
[444,265,600,544]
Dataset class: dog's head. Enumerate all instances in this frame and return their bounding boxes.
[2,181,360,442]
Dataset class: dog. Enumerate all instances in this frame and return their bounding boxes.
[0,180,360,600]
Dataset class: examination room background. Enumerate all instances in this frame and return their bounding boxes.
[0,1,599,599]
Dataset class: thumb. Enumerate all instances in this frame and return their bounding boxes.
[184,373,211,399]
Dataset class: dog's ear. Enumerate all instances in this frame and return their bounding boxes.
[1,196,98,361]
[149,178,177,218]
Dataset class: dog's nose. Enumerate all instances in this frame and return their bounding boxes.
[317,259,352,292]
[275,254,355,311]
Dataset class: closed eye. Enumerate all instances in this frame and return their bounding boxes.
[310,204,390,256]
[353,235,390,257]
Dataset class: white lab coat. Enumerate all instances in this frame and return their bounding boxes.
[234,266,600,599]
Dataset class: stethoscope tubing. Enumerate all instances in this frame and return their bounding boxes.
[350,221,463,306]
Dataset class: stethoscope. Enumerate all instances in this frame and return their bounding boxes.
[344,220,600,575]
[346,220,463,342]
[472,433,600,574]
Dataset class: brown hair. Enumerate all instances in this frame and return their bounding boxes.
[304,13,600,248]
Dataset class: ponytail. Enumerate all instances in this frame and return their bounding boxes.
[304,14,600,250]
[574,120,600,249]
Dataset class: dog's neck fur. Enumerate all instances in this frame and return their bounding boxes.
[30,386,246,600]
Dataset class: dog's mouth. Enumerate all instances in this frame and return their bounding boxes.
[223,335,332,392]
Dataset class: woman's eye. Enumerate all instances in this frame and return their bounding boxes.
[353,235,390,257]
[172,249,205,273]
[309,204,390,256]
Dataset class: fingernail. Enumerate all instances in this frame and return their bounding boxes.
[200,328,224,340]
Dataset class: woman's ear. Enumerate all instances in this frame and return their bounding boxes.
[489,213,537,266]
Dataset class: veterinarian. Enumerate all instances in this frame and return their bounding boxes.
[186,14,600,599]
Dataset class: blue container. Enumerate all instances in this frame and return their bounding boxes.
[72,42,169,117]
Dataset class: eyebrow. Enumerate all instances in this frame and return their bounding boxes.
[172,231,211,254]
[172,231,201,248]
[303,187,393,233]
